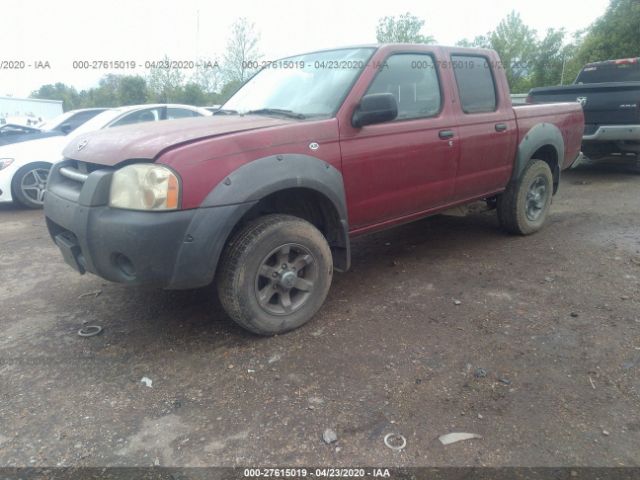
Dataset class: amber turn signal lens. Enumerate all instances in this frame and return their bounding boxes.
[166,174,179,209]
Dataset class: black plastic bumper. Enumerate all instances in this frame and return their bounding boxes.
[45,191,195,286]
[44,163,256,289]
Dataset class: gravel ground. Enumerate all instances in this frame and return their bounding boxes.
[0,157,639,467]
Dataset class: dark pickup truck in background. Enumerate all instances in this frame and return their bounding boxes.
[528,58,640,162]
[44,44,584,335]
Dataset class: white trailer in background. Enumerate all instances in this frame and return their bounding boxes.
[0,96,64,126]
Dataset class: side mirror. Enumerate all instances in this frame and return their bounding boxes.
[352,93,398,128]
[60,123,72,134]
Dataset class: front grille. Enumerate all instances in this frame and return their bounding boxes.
[48,160,113,203]
[60,166,89,183]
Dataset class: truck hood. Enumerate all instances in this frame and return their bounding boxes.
[63,115,293,166]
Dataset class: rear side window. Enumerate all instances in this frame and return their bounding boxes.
[110,107,163,127]
[365,53,442,120]
[59,110,104,132]
[167,108,202,119]
[451,55,497,113]
[575,61,640,83]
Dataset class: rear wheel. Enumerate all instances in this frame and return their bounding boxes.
[497,159,553,235]
[217,214,333,335]
[11,162,51,209]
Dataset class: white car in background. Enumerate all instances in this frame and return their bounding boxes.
[0,104,211,208]
[0,108,107,147]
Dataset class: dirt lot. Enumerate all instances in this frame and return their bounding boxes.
[1,158,639,468]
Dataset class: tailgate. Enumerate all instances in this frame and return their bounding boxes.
[529,83,640,134]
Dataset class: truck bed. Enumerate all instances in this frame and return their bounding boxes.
[513,102,585,169]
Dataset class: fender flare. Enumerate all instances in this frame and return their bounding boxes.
[168,154,350,289]
[202,153,348,214]
[512,123,564,191]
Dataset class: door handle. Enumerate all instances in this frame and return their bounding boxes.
[439,130,454,139]
[495,123,507,132]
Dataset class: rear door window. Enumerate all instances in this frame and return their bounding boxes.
[451,55,497,113]
[110,107,163,127]
[576,62,640,83]
[166,108,202,119]
[59,110,105,132]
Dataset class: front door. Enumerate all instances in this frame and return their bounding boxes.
[339,52,460,231]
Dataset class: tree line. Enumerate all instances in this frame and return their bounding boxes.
[31,0,640,109]
[31,17,261,111]
[382,0,639,92]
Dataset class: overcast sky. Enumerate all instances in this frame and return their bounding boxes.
[3,0,609,97]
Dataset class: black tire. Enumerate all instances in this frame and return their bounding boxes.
[11,162,51,209]
[217,214,333,335]
[497,159,553,235]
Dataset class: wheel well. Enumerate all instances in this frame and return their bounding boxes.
[232,188,348,270]
[531,145,560,193]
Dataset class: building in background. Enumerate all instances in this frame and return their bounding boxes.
[0,96,64,127]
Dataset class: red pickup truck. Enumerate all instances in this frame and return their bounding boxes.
[44,45,584,335]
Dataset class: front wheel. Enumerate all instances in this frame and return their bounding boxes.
[11,162,51,209]
[217,214,333,335]
[497,159,553,235]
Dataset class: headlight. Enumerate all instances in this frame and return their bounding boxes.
[109,164,179,211]
[0,158,14,170]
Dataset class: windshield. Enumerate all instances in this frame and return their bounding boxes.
[575,61,640,84]
[223,47,375,118]
[69,109,124,137]
[40,111,76,131]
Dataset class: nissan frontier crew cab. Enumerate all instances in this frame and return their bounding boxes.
[44,44,584,335]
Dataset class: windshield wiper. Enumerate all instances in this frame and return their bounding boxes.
[245,108,306,119]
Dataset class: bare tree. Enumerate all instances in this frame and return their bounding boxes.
[222,17,262,84]
[376,12,435,44]
[146,55,185,102]
[190,56,223,96]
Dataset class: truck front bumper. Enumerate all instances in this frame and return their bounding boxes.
[44,162,255,289]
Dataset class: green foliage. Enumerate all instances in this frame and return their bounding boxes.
[30,73,222,111]
[219,79,243,103]
[32,1,637,110]
[179,82,209,106]
[83,74,147,107]
[31,83,80,111]
[146,55,185,103]
[572,0,640,68]
[489,12,538,92]
[456,1,640,92]
[117,76,148,105]
[457,11,568,92]
[455,36,491,48]
[529,28,567,89]
[376,12,435,44]
[191,57,223,96]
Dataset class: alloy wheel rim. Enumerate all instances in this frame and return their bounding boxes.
[525,175,548,222]
[20,168,49,205]
[254,243,317,316]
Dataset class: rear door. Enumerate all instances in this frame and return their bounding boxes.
[450,54,517,200]
[339,50,460,230]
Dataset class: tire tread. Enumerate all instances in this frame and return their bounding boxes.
[217,214,331,335]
